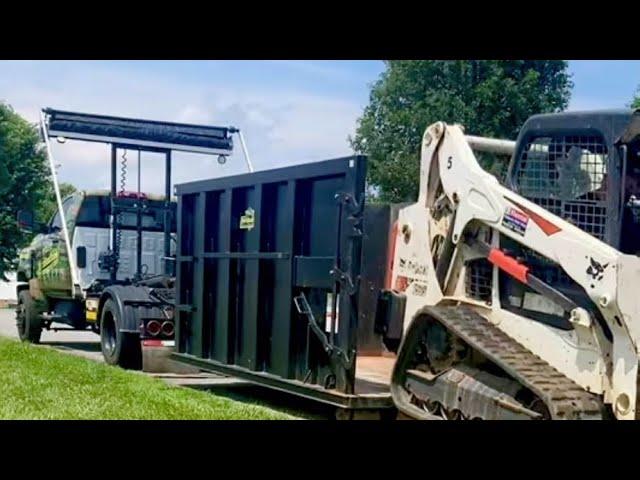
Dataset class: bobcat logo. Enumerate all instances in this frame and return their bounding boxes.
[586,257,608,281]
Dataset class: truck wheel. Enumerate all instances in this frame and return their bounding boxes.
[100,299,141,370]
[16,290,42,344]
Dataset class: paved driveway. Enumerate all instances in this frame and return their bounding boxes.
[0,307,103,361]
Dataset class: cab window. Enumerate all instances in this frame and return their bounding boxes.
[50,197,71,231]
[50,210,62,231]
[49,194,83,233]
[75,196,109,228]
[75,196,177,232]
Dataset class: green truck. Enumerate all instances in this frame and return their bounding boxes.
[15,108,244,370]
[16,189,177,368]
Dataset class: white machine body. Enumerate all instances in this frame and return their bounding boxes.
[390,122,640,420]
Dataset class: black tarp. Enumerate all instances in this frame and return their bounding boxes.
[44,108,234,153]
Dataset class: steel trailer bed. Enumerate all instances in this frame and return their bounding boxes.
[171,156,398,412]
[173,353,395,409]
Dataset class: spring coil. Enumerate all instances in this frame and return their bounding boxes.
[120,150,127,195]
[114,150,128,270]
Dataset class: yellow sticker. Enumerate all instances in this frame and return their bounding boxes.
[239,207,255,230]
[40,249,60,275]
[86,310,97,322]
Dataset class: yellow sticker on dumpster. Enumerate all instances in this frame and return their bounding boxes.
[240,207,255,230]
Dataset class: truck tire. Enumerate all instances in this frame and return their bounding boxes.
[100,299,142,370]
[16,290,42,344]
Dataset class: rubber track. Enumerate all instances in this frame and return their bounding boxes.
[418,305,604,420]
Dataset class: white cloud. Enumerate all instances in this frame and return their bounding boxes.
[265,96,360,162]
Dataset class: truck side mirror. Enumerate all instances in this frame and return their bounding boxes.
[16,210,35,232]
[17,210,48,234]
[76,246,87,268]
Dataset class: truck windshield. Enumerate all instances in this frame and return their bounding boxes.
[75,196,177,232]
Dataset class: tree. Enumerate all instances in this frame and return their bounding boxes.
[0,154,8,195]
[630,85,640,109]
[0,103,48,280]
[351,61,573,202]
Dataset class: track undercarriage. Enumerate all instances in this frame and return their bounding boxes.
[391,305,605,420]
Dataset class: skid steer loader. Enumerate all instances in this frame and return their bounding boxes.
[387,109,640,420]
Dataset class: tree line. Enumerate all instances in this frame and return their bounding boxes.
[0,103,76,280]
[352,61,640,202]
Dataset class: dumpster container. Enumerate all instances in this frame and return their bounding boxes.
[171,156,395,412]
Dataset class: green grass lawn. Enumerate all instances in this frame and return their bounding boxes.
[0,336,296,420]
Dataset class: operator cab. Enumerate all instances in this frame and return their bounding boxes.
[506,109,640,250]
[478,110,640,330]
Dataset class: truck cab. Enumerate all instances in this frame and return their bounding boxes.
[16,190,176,340]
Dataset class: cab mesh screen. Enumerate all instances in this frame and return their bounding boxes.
[513,134,608,240]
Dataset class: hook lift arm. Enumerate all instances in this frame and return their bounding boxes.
[39,109,82,298]
[228,127,254,173]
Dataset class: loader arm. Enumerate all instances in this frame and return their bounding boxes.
[391,121,640,419]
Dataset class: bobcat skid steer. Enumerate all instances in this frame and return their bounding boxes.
[386,110,640,420]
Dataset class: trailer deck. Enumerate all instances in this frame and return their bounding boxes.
[172,352,395,410]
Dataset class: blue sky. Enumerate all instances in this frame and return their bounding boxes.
[0,60,638,193]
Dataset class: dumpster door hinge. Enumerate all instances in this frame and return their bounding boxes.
[294,293,354,371]
[334,191,363,216]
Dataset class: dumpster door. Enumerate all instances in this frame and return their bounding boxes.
[174,156,367,395]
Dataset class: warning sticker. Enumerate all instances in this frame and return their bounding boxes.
[502,207,529,236]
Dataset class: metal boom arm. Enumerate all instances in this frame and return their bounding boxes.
[39,110,81,297]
